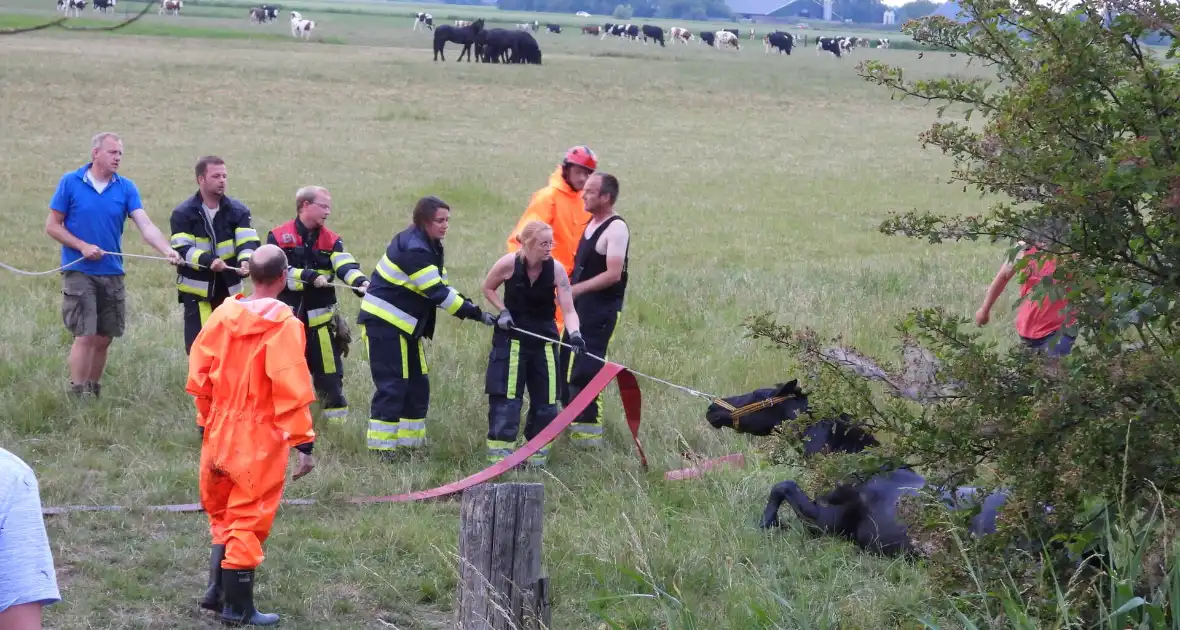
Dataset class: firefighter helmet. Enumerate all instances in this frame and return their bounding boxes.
[563,145,597,172]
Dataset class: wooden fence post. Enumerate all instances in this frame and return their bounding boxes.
[456,482,551,630]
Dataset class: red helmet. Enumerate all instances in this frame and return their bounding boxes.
[563,145,597,171]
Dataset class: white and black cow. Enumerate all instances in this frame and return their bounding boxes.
[516,20,538,32]
[159,0,181,15]
[249,5,278,23]
[290,10,315,39]
[816,35,846,57]
[715,29,740,50]
[414,12,433,31]
[640,24,664,46]
[58,0,85,16]
[763,30,793,54]
[877,37,890,48]
[92,0,115,14]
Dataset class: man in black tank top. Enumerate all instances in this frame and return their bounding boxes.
[561,173,630,448]
[481,221,585,467]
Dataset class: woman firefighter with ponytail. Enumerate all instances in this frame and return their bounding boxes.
[482,220,586,467]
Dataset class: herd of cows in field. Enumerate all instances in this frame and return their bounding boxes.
[420,11,892,64]
[50,0,891,63]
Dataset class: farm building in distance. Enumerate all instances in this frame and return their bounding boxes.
[723,0,903,25]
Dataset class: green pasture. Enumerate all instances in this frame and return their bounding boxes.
[0,3,1009,628]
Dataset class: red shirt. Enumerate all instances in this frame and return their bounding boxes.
[1014,246,1074,339]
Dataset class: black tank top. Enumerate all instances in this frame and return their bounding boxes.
[571,215,629,314]
[503,255,559,339]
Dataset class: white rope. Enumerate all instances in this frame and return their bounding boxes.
[0,251,360,290]
[506,324,721,404]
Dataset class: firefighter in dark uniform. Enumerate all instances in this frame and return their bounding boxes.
[169,156,259,355]
[266,185,369,422]
[357,196,495,455]
[481,220,586,467]
[560,172,630,447]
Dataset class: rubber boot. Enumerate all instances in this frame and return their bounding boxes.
[219,568,280,626]
[199,544,226,612]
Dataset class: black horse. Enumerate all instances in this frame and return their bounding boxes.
[433,18,484,62]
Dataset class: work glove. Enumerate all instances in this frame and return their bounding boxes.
[568,331,587,355]
[496,309,515,331]
[478,311,496,326]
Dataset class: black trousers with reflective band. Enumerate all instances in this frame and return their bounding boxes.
[183,292,230,355]
[559,308,619,443]
[365,323,429,450]
[485,330,560,451]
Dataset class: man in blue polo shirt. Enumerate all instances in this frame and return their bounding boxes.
[44,132,180,398]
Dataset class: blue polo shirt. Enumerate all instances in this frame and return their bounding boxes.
[48,164,144,276]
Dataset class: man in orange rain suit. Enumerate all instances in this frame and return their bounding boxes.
[506,145,598,335]
[187,243,317,627]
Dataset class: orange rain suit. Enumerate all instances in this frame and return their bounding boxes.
[187,295,317,571]
[506,165,591,333]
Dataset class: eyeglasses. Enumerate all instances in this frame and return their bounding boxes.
[311,201,332,211]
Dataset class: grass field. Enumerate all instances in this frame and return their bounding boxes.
[0,2,1016,627]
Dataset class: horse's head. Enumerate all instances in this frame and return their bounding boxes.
[705,379,808,436]
[471,18,485,33]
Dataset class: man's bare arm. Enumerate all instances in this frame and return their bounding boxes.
[129,208,177,258]
[45,209,92,253]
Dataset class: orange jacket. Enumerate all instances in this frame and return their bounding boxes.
[187,296,317,477]
[507,165,590,274]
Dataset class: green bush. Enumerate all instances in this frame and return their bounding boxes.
[747,0,1180,624]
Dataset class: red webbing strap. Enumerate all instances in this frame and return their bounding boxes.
[42,361,645,516]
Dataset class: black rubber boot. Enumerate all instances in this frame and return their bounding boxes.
[219,568,280,626]
[199,544,226,612]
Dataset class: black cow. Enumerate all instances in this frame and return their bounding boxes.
[625,24,639,39]
[93,0,114,13]
[704,380,879,456]
[414,11,433,30]
[249,4,277,22]
[698,30,715,46]
[760,467,1010,557]
[546,23,561,33]
[764,31,793,54]
[641,24,665,46]
[433,18,484,62]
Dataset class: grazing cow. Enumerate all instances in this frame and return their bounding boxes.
[59,0,85,16]
[413,12,433,31]
[877,37,890,48]
[715,29,739,50]
[290,10,314,38]
[816,35,844,57]
[582,25,600,35]
[624,23,639,40]
[760,467,1010,557]
[249,5,277,22]
[546,23,561,33]
[433,18,484,62]
[602,23,628,39]
[515,20,538,31]
[159,0,181,15]
[723,27,739,37]
[763,30,793,54]
[748,27,756,39]
[93,0,115,14]
[640,24,664,46]
[698,30,715,46]
[454,19,472,27]
[669,26,692,43]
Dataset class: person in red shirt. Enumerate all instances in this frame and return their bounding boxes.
[975,238,1076,357]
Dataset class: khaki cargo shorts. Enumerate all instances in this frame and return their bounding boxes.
[61,271,126,338]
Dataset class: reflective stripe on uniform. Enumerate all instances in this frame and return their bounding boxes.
[178,277,208,298]
[546,342,557,404]
[399,418,426,447]
[171,232,196,248]
[507,339,521,399]
[234,227,260,248]
[198,301,213,325]
[330,252,358,268]
[215,239,235,259]
[487,439,515,463]
[439,287,463,314]
[360,293,418,335]
[367,419,400,450]
[375,257,447,296]
[307,306,334,328]
[184,248,204,270]
[317,326,336,374]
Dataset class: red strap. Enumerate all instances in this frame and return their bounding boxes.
[41,362,646,515]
